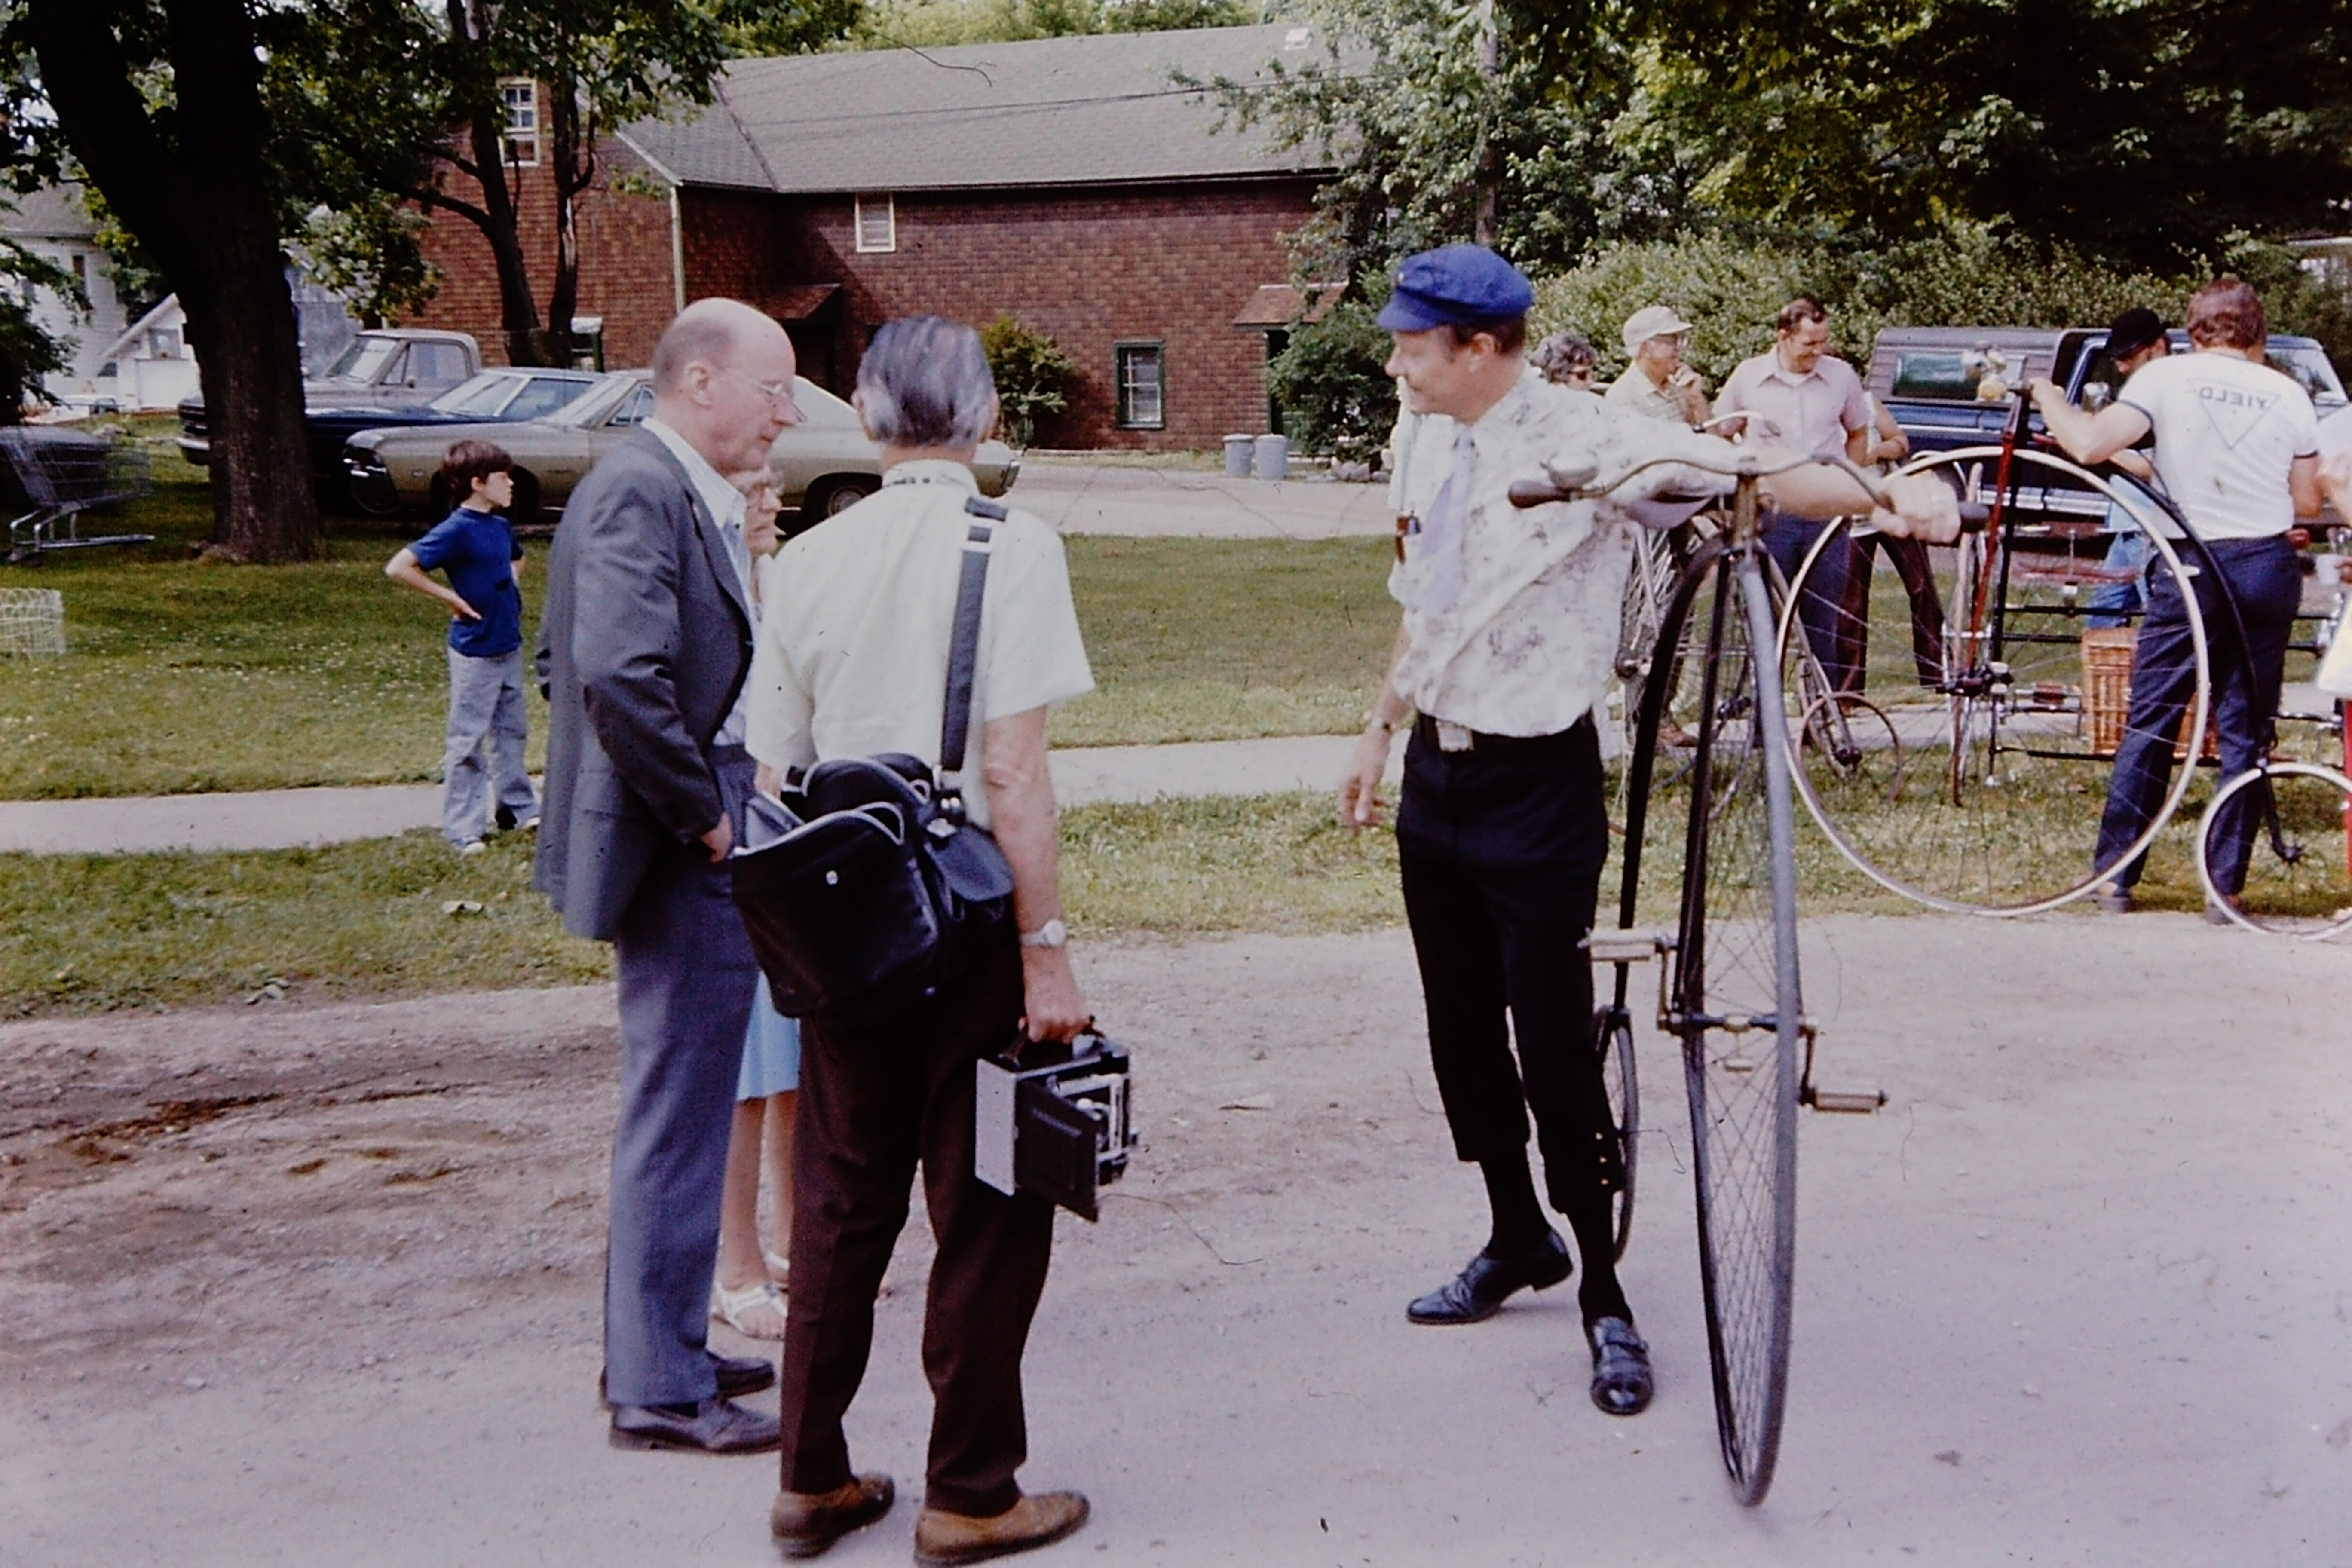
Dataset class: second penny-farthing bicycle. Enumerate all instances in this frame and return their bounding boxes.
[1510,444,1900,1507]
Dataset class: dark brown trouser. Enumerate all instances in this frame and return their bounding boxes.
[776,935,1053,1517]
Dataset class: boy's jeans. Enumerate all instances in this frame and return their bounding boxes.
[443,647,538,846]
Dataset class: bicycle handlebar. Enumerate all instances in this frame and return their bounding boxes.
[1505,448,1895,512]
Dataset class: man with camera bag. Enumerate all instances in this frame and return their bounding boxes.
[745,317,1095,1565]
[536,298,798,1455]
[1339,245,1957,1419]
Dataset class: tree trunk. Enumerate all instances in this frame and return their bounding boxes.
[546,71,586,357]
[444,2,545,368]
[29,0,322,561]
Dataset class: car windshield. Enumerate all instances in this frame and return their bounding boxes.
[322,336,403,383]
[429,373,524,416]
[549,374,646,428]
[2269,345,2348,410]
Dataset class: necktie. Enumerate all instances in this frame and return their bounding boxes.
[1418,430,1476,614]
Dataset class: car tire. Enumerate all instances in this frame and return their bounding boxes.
[510,471,542,525]
[799,476,879,529]
[348,471,404,519]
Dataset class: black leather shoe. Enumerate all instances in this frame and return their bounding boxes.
[1406,1230,1573,1325]
[598,1351,774,1407]
[772,1473,896,1559]
[609,1396,781,1453]
[711,1350,776,1398]
[1587,1316,1654,1416]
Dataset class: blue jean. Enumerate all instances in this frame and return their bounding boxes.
[2083,528,2153,630]
[1764,511,1852,690]
[441,647,537,845]
[2092,535,2302,892]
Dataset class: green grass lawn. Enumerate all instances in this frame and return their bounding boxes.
[2,773,2235,1020]
[0,793,1404,1017]
[0,470,1394,799]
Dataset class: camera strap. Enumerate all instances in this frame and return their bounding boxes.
[936,493,1006,806]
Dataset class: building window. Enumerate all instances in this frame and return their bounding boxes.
[501,79,540,166]
[854,194,896,254]
[1115,342,1165,429]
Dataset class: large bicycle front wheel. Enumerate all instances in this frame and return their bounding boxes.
[1780,446,2211,913]
[2198,762,2352,939]
[1669,548,1802,1507]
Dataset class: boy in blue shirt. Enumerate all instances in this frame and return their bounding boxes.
[385,438,539,853]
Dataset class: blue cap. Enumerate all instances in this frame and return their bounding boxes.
[1375,244,1536,332]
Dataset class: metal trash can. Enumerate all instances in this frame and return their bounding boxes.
[1223,434,1255,478]
[1252,432,1290,481]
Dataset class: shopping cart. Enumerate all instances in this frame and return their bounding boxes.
[1,427,154,563]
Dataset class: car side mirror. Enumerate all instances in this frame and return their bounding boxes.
[2080,381,2112,413]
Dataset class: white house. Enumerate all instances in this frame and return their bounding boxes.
[0,184,156,410]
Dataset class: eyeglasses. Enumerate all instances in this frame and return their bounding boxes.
[720,367,799,412]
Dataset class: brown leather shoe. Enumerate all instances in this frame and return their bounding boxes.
[913,1491,1090,1565]
[770,1473,895,1559]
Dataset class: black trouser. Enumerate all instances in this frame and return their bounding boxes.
[777,935,1053,1517]
[1396,716,1620,1212]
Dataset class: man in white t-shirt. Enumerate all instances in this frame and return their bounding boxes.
[2031,276,2325,915]
[747,317,1095,1564]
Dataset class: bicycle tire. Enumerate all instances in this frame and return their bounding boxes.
[1779,446,2211,914]
[1669,548,1803,1507]
[1593,1005,1638,1260]
[2197,762,2352,940]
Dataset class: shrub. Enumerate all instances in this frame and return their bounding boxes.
[978,313,1077,448]
[1263,300,1398,464]
[1531,227,2215,386]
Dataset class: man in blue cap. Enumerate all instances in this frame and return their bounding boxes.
[1339,242,1955,1420]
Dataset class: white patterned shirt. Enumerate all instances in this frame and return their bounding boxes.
[1387,369,1741,738]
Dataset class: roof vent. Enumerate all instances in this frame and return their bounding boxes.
[1283,26,1311,48]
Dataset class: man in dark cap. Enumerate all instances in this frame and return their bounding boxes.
[1338,242,1957,1420]
[2082,307,2171,629]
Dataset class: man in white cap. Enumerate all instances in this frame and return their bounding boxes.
[1605,305,1707,427]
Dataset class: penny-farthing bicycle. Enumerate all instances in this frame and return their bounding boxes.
[1511,445,1902,1507]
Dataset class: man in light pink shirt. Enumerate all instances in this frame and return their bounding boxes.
[1714,297,1874,686]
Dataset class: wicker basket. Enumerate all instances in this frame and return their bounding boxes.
[0,587,64,657]
[2079,624,2217,760]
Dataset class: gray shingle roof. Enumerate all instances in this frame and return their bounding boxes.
[620,23,1329,195]
[0,184,96,240]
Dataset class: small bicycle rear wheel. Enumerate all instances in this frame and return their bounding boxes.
[1779,446,2211,913]
[2198,762,2352,939]
[1671,548,1802,1507]
[1593,1005,1639,1260]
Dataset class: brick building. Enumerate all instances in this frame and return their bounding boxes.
[404,24,1335,450]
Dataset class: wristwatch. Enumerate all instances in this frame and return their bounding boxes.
[1018,918,1069,950]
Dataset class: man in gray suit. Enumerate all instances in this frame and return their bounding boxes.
[536,297,799,1453]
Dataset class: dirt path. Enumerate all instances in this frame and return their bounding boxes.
[4,918,2350,1565]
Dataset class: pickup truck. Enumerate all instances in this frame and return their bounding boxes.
[175,328,482,476]
[1869,325,2349,533]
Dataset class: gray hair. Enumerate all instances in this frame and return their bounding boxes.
[855,317,998,449]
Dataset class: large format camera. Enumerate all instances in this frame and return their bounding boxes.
[975,1031,1136,1221]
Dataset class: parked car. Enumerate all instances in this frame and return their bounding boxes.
[343,370,1020,524]
[1869,326,2348,535]
[176,328,483,469]
[331,368,602,514]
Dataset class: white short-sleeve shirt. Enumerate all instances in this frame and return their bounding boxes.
[744,461,1093,829]
[2119,350,2321,541]
[1712,350,1869,461]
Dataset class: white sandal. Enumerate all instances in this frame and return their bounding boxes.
[710,1277,788,1340]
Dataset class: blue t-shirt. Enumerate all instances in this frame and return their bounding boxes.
[410,505,524,658]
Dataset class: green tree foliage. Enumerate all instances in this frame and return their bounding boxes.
[978,313,1077,447]
[1263,298,1396,462]
[1620,0,2352,272]
[0,230,77,421]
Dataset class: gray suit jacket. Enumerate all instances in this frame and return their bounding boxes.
[533,427,754,941]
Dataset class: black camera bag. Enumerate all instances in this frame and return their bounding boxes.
[731,497,1016,1026]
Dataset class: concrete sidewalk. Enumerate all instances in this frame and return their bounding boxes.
[0,734,1391,856]
[1015,460,1394,539]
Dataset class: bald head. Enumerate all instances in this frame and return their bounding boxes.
[652,297,786,395]
[649,298,799,473]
